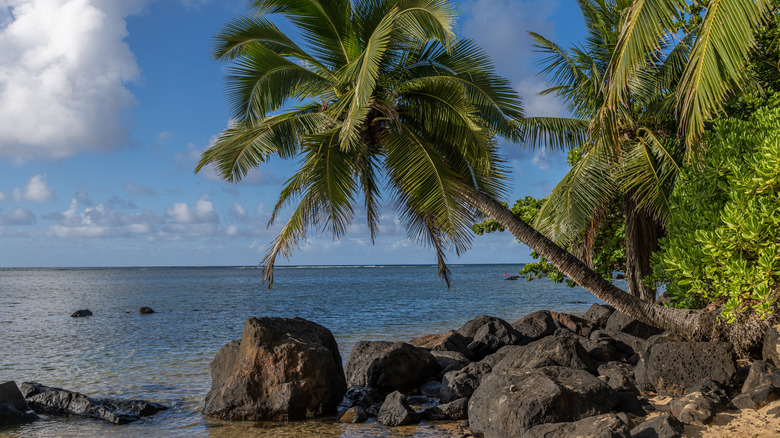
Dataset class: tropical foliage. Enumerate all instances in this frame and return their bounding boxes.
[650,106,780,323]
[196,0,524,287]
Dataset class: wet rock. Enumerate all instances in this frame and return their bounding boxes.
[524,413,631,438]
[645,342,737,395]
[340,386,380,410]
[629,413,684,438]
[468,366,618,437]
[420,397,468,421]
[742,360,780,393]
[605,312,663,339]
[492,333,597,375]
[420,381,441,398]
[203,317,346,421]
[457,315,523,360]
[732,384,780,410]
[409,331,470,355]
[139,307,155,314]
[70,309,92,317]
[377,391,418,427]
[430,350,470,377]
[0,381,38,428]
[20,382,166,424]
[511,310,558,342]
[338,406,368,423]
[345,341,439,393]
[550,312,597,337]
[583,304,615,329]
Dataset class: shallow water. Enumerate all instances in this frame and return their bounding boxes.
[0,265,607,437]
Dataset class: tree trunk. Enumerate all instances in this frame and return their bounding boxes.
[623,196,662,303]
[462,188,714,340]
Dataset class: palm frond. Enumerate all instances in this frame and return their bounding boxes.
[520,117,589,150]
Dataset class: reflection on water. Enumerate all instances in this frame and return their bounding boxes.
[0,265,606,437]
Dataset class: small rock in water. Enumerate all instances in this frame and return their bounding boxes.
[70,309,92,318]
[339,406,368,423]
[139,307,155,314]
[0,381,39,427]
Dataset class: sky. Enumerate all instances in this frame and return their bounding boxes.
[0,0,585,268]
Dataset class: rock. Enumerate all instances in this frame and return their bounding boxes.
[338,406,368,423]
[645,342,737,395]
[605,311,663,339]
[524,413,631,438]
[409,331,470,355]
[492,333,598,375]
[505,275,520,280]
[593,330,648,358]
[139,307,155,314]
[613,273,626,280]
[630,413,684,438]
[585,336,623,362]
[584,304,615,329]
[340,386,380,410]
[550,312,597,337]
[614,391,646,416]
[430,350,470,377]
[688,379,729,406]
[0,381,38,428]
[202,317,346,421]
[345,341,439,393]
[468,366,618,437]
[598,362,639,395]
[70,309,92,317]
[732,384,780,410]
[633,333,687,393]
[420,381,441,398]
[20,382,166,424]
[377,391,418,427]
[457,315,523,360]
[742,360,780,393]
[763,324,780,368]
[669,392,717,425]
[420,397,469,421]
[439,360,492,403]
[511,310,558,342]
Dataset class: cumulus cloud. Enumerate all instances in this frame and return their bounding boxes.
[0,0,145,160]
[165,195,219,224]
[46,198,162,238]
[12,174,55,202]
[0,207,35,225]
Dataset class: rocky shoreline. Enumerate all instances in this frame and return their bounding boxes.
[5,305,780,437]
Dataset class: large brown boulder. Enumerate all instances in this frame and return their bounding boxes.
[511,310,558,342]
[468,366,618,438]
[408,330,470,355]
[345,341,439,393]
[491,333,598,375]
[202,317,346,421]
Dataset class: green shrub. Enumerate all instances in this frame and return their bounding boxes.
[651,107,780,322]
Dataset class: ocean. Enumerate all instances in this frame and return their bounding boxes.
[0,265,607,437]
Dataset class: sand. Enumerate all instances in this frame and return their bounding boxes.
[647,397,780,437]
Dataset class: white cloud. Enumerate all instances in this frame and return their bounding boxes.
[0,191,5,201]
[531,149,551,170]
[460,0,567,118]
[0,207,35,225]
[12,174,55,202]
[165,195,219,224]
[46,197,162,238]
[0,0,145,160]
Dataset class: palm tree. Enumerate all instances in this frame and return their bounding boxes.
[522,0,688,302]
[198,0,715,338]
[605,0,773,152]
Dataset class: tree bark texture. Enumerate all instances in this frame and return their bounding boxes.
[461,188,712,340]
[623,196,662,303]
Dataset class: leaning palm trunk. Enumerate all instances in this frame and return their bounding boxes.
[462,188,715,340]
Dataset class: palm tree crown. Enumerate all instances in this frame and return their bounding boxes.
[197,0,524,287]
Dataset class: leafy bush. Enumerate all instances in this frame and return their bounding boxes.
[651,107,780,322]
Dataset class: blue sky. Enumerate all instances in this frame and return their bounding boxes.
[0,0,584,267]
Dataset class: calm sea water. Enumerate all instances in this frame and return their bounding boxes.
[0,264,607,437]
